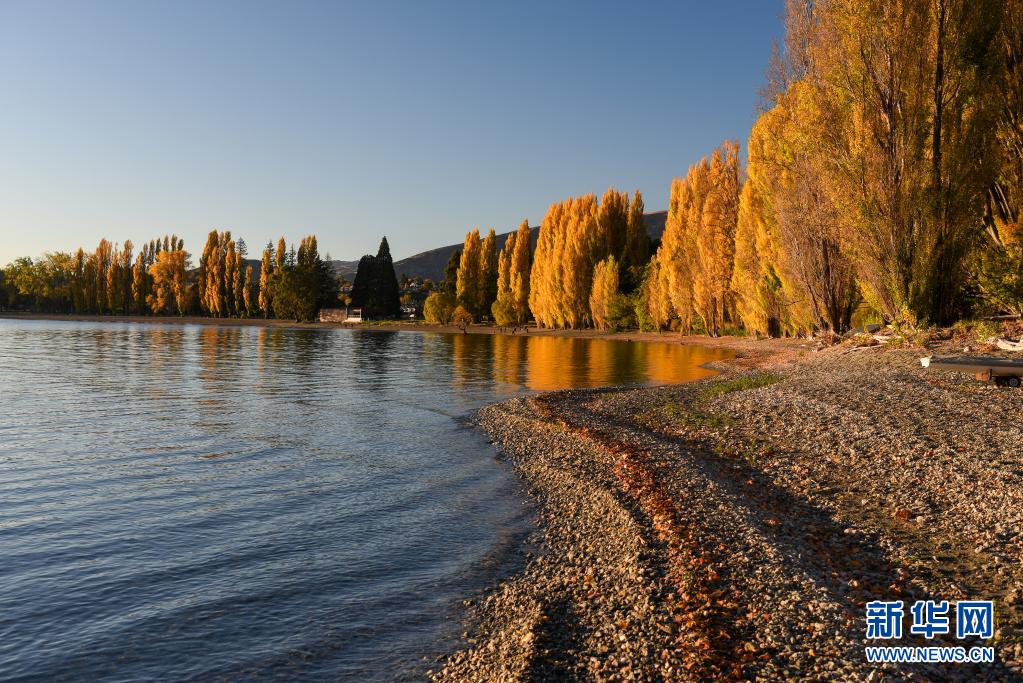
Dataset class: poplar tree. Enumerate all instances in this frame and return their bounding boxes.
[480,228,498,317]
[589,255,620,331]
[640,253,673,331]
[147,238,190,315]
[807,0,1003,324]
[621,191,649,291]
[94,239,113,314]
[259,244,274,318]
[653,142,741,335]
[509,220,531,323]
[456,229,483,318]
[224,239,238,317]
[243,265,256,316]
[492,231,517,326]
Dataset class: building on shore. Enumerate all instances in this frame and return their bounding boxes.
[318,307,362,323]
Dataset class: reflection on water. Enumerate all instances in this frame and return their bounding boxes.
[450,332,730,391]
[0,319,731,681]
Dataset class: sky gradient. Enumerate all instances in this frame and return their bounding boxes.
[0,1,783,265]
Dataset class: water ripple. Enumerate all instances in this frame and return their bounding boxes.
[0,319,730,681]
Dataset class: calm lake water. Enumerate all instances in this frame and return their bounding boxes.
[0,319,731,681]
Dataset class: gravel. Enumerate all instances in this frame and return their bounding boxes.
[432,341,1023,681]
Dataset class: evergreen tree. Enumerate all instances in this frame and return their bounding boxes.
[442,249,461,294]
[349,237,400,319]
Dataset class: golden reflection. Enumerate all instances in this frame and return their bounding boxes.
[450,332,489,389]
[510,334,731,391]
[643,342,724,385]
[491,334,526,387]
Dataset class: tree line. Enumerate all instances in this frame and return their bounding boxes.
[730,0,1023,334]
[428,0,1022,336]
[2,231,338,322]
[5,0,1021,335]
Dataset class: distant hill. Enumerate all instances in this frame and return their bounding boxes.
[334,211,668,284]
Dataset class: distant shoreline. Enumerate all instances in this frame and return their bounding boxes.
[0,311,799,356]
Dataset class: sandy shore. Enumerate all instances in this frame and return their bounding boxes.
[433,336,1023,681]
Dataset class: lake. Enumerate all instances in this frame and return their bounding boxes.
[0,319,731,681]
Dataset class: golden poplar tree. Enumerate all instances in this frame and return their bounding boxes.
[807,0,1002,323]
[147,239,190,315]
[243,265,255,317]
[531,192,639,329]
[641,253,673,331]
[258,245,274,318]
[275,237,286,271]
[529,204,558,327]
[481,228,498,317]
[509,220,531,323]
[652,142,741,335]
[658,175,697,332]
[625,191,648,285]
[589,255,619,331]
[492,232,516,326]
[456,229,483,318]
[694,142,740,335]
[224,239,237,317]
[93,239,113,314]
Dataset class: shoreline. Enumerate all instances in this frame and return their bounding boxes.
[434,338,1023,680]
[0,311,800,358]
[12,310,1020,676]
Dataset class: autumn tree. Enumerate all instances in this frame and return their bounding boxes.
[530,191,645,329]
[589,255,620,331]
[807,0,1003,324]
[147,240,190,316]
[694,143,740,335]
[492,233,516,326]
[734,78,857,335]
[258,244,274,318]
[453,305,473,333]
[243,265,256,317]
[480,229,498,317]
[509,220,531,323]
[624,191,649,289]
[639,253,673,331]
[976,0,1023,312]
[456,229,484,318]
[655,149,729,335]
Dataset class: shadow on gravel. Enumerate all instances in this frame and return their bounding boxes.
[544,387,1016,680]
[526,593,583,680]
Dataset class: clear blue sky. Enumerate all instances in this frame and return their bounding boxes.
[0,0,782,265]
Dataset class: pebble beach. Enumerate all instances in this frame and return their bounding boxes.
[432,337,1023,681]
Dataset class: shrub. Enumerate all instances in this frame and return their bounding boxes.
[491,293,516,327]
[453,305,473,333]
[605,293,636,332]
[424,291,456,324]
